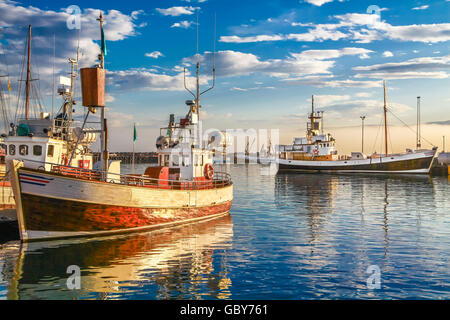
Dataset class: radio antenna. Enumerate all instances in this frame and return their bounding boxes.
[200,13,216,96]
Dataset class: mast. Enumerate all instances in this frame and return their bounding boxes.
[311,95,314,133]
[25,25,31,120]
[196,14,200,116]
[383,81,388,157]
[416,96,421,149]
[97,12,108,172]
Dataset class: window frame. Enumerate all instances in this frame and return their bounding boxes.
[9,144,16,156]
[33,145,43,156]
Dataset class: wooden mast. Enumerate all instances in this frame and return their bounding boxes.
[383,81,388,157]
[25,25,31,120]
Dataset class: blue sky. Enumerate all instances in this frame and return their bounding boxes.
[0,0,449,152]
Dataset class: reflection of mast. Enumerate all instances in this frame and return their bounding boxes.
[383,180,389,257]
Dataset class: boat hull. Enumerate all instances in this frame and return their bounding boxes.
[278,150,436,174]
[10,163,233,241]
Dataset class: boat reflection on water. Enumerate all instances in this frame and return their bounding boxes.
[1,213,233,300]
[273,173,435,251]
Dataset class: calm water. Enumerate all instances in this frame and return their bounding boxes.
[0,163,449,299]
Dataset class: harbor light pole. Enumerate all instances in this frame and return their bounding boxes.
[360,115,366,154]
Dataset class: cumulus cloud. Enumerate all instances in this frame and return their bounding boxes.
[171,20,193,29]
[156,6,197,16]
[220,11,450,44]
[108,68,207,92]
[382,51,394,57]
[145,51,164,59]
[0,0,144,95]
[184,47,373,78]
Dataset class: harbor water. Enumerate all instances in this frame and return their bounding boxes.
[0,163,449,299]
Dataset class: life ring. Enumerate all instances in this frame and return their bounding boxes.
[61,154,69,165]
[204,163,214,180]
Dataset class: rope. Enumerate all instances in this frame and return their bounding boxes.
[387,107,435,147]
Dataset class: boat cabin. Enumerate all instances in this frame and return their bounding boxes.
[2,113,94,171]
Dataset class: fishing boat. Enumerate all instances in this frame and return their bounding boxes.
[0,26,99,219]
[278,82,438,174]
[8,13,233,242]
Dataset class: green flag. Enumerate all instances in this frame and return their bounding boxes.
[133,123,137,142]
[101,23,107,56]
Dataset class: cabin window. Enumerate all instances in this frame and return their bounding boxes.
[201,155,204,166]
[9,145,15,155]
[47,145,54,157]
[33,145,43,156]
[19,145,29,156]
[159,155,162,165]
[195,155,200,166]
[164,155,169,166]
[172,155,179,166]
[182,156,190,167]
[0,144,6,152]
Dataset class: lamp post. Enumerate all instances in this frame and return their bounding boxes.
[360,115,366,154]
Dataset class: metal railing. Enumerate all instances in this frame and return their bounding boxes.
[22,159,232,190]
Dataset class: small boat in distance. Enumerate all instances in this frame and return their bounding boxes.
[278,82,438,174]
[8,13,233,242]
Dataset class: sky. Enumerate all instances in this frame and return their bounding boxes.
[0,0,449,153]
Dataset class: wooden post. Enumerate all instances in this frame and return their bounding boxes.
[8,160,27,241]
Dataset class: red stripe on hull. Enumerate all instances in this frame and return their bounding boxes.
[21,193,232,233]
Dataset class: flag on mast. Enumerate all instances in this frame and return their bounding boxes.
[8,77,11,91]
[133,123,137,142]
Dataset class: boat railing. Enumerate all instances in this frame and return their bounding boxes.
[22,159,232,190]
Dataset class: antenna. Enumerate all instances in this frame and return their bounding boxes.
[52,33,55,119]
[200,13,216,96]
[184,68,196,99]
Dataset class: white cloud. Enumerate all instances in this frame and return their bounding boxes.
[303,0,335,6]
[108,68,207,92]
[412,5,429,10]
[382,51,394,57]
[184,47,373,78]
[145,51,164,59]
[0,1,144,97]
[220,34,285,43]
[156,6,197,16]
[310,95,351,105]
[355,92,372,98]
[171,20,193,29]
[353,55,450,79]
[221,12,450,44]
